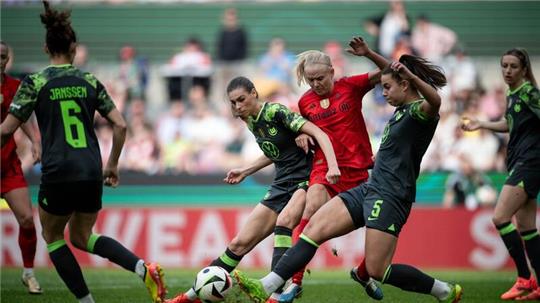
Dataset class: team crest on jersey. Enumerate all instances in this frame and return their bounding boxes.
[514,103,521,113]
[394,110,405,121]
[320,98,330,109]
[268,127,278,136]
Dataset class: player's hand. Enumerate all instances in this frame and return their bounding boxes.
[103,165,120,187]
[460,116,481,131]
[295,134,314,154]
[224,168,247,184]
[326,166,341,184]
[346,36,370,57]
[389,61,415,81]
[31,141,41,164]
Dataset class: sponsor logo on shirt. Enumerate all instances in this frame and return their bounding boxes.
[339,103,351,112]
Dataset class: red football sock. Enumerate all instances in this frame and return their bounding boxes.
[292,218,309,242]
[356,258,369,281]
[19,225,37,268]
[291,218,309,286]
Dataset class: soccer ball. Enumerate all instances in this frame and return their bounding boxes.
[193,266,232,302]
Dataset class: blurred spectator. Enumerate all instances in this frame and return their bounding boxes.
[258,37,295,86]
[411,14,457,63]
[443,46,479,111]
[363,15,384,53]
[164,37,212,101]
[161,130,195,174]
[121,100,160,174]
[156,101,188,147]
[216,8,248,64]
[443,155,497,210]
[214,8,249,104]
[478,86,506,121]
[378,0,410,58]
[324,41,348,80]
[186,85,208,111]
[391,33,415,61]
[117,45,149,101]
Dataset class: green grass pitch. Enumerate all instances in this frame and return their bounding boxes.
[1,267,515,302]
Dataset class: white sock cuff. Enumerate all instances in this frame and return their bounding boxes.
[261,272,285,295]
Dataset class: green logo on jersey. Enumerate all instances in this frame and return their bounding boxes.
[42,198,48,206]
[506,114,514,132]
[394,110,404,121]
[263,191,271,200]
[261,141,280,159]
[268,127,278,136]
[514,104,521,113]
[388,224,396,232]
[380,124,390,145]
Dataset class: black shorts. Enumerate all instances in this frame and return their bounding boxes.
[506,163,540,199]
[38,181,103,216]
[261,180,309,214]
[339,183,412,237]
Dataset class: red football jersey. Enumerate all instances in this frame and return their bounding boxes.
[1,74,21,166]
[299,73,374,170]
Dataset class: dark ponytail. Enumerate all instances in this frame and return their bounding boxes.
[383,55,447,90]
[502,48,538,88]
[40,0,77,56]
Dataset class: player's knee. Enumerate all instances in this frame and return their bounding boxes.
[365,260,385,281]
[303,201,320,218]
[69,233,90,251]
[18,214,35,229]
[228,237,249,256]
[516,220,536,232]
[41,229,63,244]
[492,215,509,227]
[276,213,296,229]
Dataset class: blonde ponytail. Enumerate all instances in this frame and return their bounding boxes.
[295,50,332,86]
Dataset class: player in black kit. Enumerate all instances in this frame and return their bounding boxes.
[462,48,540,300]
[234,55,462,303]
[0,2,166,303]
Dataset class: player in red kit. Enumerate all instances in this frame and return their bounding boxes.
[1,41,43,294]
[280,37,389,303]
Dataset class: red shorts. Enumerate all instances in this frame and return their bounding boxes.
[1,157,28,196]
[309,165,369,197]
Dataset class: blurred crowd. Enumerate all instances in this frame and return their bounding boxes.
[9,2,510,207]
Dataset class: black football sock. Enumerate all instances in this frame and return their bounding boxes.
[273,234,319,281]
[272,226,292,271]
[210,248,243,272]
[497,222,531,278]
[48,239,90,299]
[522,229,540,279]
[382,264,434,294]
[88,234,140,272]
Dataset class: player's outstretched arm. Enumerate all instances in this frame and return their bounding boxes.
[103,108,127,187]
[347,36,389,86]
[20,116,41,163]
[0,114,22,147]
[224,155,273,184]
[461,117,509,133]
[299,121,340,184]
[393,61,441,117]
